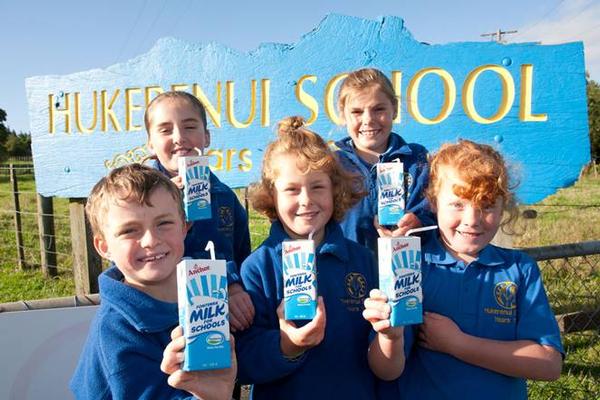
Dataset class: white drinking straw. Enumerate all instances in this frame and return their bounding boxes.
[205,240,216,260]
[406,225,438,236]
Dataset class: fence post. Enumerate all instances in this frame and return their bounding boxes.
[244,187,249,214]
[37,194,57,277]
[9,164,26,270]
[69,198,102,294]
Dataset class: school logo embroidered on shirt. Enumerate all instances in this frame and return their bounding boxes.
[345,272,367,299]
[494,281,517,309]
[218,206,234,232]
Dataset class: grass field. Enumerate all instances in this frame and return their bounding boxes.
[0,167,598,399]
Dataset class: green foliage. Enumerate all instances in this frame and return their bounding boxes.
[5,133,32,156]
[0,107,32,159]
[587,77,600,162]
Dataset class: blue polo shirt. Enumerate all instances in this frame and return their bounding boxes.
[236,221,378,400]
[396,234,564,400]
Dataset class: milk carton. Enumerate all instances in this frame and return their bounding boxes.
[177,258,230,371]
[282,240,317,320]
[378,236,422,326]
[178,155,211,221]
[377,162,405,226]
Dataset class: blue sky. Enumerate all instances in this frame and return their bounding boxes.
[2,0,599,133]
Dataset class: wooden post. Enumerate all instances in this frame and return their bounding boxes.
[9,164,26,270]
[37,194,57,277]
[69,198,102,295]
[244,187,249,214]
[491,229,513,249]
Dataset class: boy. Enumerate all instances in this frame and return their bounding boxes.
[70,164,236,400]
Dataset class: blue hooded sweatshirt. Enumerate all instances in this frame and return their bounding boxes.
[333,133,434,253]
[70,266,194,400]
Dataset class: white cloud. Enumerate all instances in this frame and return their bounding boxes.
[513,0,600,81]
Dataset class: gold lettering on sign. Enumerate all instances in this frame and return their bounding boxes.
[74,92,98,134]
[407,68,456,125]
[296,75,318,125]
[101,89,122,132]
[125,88,143,131]
[324,72,348,125]
[520,64,547,122]
[49,93,71,134]
[226,80,257,128]
[462,65,515,124]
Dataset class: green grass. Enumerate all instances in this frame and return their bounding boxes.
[1,170,599,399]
[0,174,75,302]
[511,172,600,399]
[514,172,600,247]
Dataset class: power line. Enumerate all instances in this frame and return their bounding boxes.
[513,0,565,39]
[115,0,149,65]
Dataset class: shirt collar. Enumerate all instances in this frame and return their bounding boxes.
[269,220,350,263]
[100,266,178,333]
[380,133,413,160]
[423,233,505,268]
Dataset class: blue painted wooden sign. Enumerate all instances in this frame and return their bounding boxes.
[26,14,589,204]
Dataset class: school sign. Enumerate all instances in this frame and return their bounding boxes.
[26,14,589,204]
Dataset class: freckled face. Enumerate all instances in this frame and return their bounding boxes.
[434,167,504,264]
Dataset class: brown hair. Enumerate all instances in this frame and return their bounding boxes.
[249,116,365,222]
[86,163,184,238]
[337,68,398,115]
[144,91,209,135]
[426,139,519,232]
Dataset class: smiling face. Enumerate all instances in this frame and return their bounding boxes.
[342,85,397,163]
[272,154,334,246]
[94,187,187,301]
[434,167,504,264]
[147,97,209,176]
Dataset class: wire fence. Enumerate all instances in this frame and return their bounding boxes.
[0,165,598,399]
[522,244,600,399]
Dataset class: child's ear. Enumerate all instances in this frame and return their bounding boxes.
[429,200,438,214]
[204,129,211,148]
[185,221,193,233]
[338,109,347,125]
[93,235,111,260]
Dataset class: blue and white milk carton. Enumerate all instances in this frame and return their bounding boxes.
[282,240,317,320]
[177,258,230,371]
[377,162,405,226]
[378,236,422,326]
[178,155,211,221]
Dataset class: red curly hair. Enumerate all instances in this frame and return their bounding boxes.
[426,139,519,230]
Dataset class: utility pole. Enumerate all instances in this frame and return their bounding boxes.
[481,29,518,43]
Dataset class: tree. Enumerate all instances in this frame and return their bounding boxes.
[5,133,31,156]
[0,108,10,161]
[587,76,600,163]
[0,107,32,159]
[0,108,9,145]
